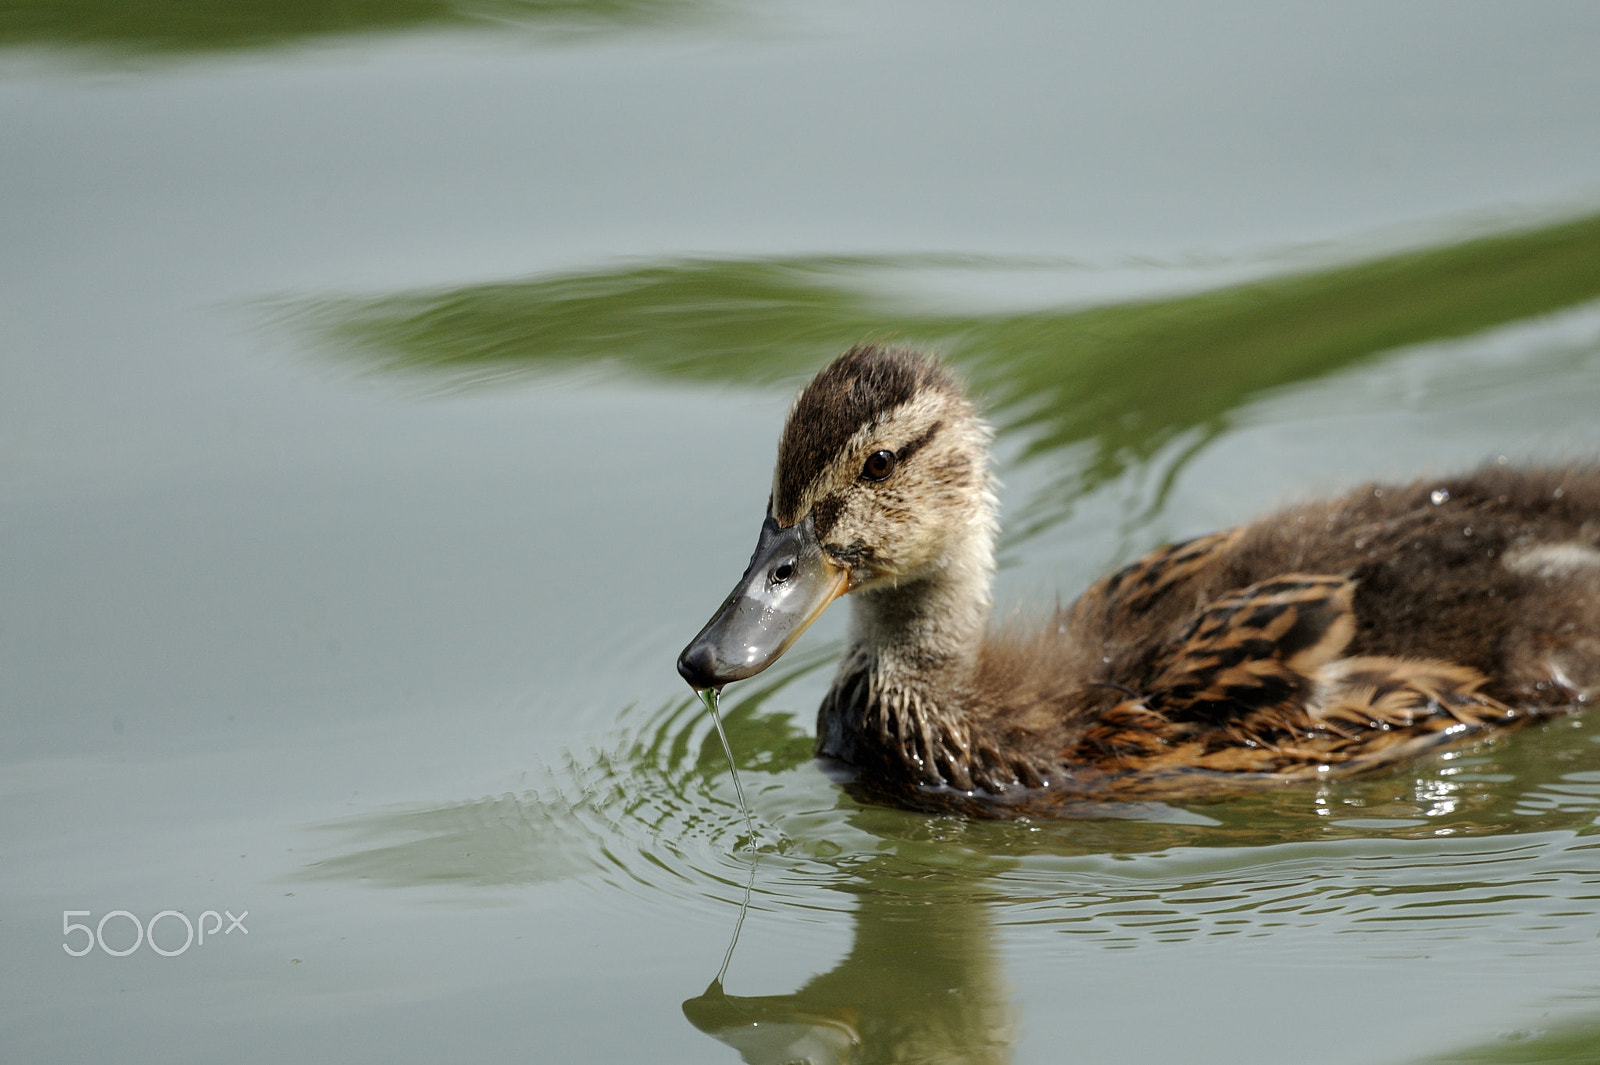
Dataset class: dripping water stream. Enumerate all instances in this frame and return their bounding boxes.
[699,687,758,844]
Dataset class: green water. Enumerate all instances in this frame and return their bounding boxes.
[6,4,1600,1064]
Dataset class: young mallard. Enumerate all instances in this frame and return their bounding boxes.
[677,345,1600,814]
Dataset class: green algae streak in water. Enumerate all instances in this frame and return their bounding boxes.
[698,688,758,843]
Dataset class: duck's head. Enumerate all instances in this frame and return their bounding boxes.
[677,345,995,690]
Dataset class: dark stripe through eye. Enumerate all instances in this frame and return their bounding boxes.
[895,419,941,466]
[860,420,943,483]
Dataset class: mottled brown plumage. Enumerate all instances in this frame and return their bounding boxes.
[682,344,1600,816]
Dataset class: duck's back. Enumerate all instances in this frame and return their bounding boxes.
[968,465,1600,795]
[1227,465,1600,707]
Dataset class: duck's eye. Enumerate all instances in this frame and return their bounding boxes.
[862,449,897,481]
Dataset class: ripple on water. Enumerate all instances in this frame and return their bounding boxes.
[300,648,848,914]
[302,666,1600,948]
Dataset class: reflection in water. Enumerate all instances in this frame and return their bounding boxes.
[302,661,1600,1060]
[1413,1010,1600,1065]
[309,210,1600,534]
[685,857,1016,1065]
[675,726,1600,1062]
[0,0,720,56]
[687,985,863,1065]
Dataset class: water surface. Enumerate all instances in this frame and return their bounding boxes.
[5,4,1600,1063]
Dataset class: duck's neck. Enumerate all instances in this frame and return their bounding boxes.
[816,528,996,788]
[847,558,992,683]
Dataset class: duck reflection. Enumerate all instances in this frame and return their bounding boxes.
[295,679,1600,1065]
[683,857,1015,1065]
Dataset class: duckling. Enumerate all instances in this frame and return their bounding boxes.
[677,344,1600,814]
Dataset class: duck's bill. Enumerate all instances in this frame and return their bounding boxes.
[677,515,848,690]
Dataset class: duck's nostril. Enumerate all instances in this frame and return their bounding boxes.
[772,560,795,583]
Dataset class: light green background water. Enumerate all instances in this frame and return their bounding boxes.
[5,4,1600,1063]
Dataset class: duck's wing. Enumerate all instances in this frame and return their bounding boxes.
[1079,573,1518,778]
[1070,575,1354,761]
[1314,656,1518,735]
[1152,575,1350,716]
[1147,574,1356,731]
